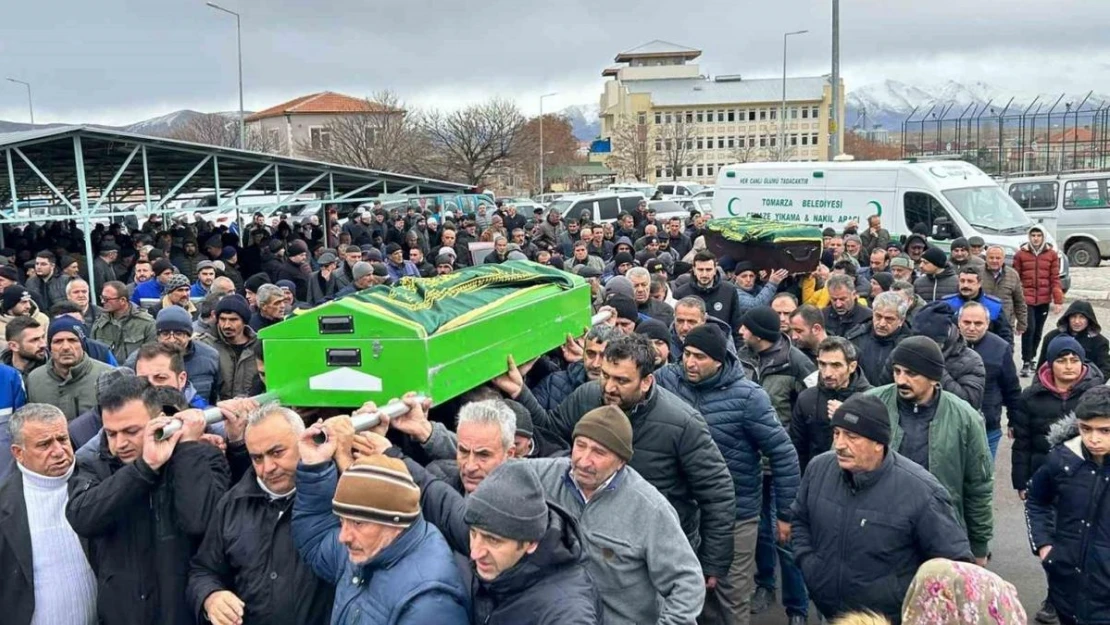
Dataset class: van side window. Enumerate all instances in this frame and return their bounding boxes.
[618,196,640,214]
[658,184,674,195]
[903,192,954,234]
[1008,181,1058,210]
[1063,179,1107,210]
[598,197,621,221]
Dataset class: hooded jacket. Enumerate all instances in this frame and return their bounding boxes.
[66,436,230,625]
[514,381,736,578]
[1010,362,1104,490]
[790,369,873,474]
[913,265,959,302]
[1012,227,1063,306]
[1024,415,1110,625]
[791,450,974,623]
[846,320,911,386]
[655,353,801,522]
[469,504,602,625]
[868,384,994,558]
[1037,300,1110,378]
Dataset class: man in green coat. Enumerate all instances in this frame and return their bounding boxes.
[90,280,156,363]
[25,316,115,420]
[866,335,994,563]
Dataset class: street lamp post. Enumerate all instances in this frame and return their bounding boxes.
[206,2,245,149]
[539,92,557,196]
[830,0,841,160]
[780,30,808,161]
[6,78,33,124]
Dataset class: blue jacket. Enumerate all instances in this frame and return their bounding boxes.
[385,261,421,284]
[0,363,27,479]
[85,338,119,367]
[130,279,163,304]
[654,354,800,521]
[941,291,1013,344]
[189,282,209,298]
[968,331,1021,432]
[292,461,470,625]
[1025,415,1110,625]
[533,362,588,411]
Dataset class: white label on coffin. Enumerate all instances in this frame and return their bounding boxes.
[309,368,383,392]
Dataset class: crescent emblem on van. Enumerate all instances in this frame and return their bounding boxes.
[727,197,742,216]
[867,200,882,215]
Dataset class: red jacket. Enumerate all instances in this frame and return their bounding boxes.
[1013,243,1063,306]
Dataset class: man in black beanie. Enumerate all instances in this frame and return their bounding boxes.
[655,322,801,624]
[913,245,959,302]
[865,335,994,566]
[635,318,673,367]
[791,394,973,623]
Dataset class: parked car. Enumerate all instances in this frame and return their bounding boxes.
[550,192,645,224]
[655,181,705,198]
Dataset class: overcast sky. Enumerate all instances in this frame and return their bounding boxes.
[2,0,1108,125]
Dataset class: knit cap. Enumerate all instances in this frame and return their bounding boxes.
[572,405,634,463]
[163,273,190,293]
[950,237,969,251]
[332,455,421,528]
[741,306,782,343]
[215,294,251,323]
[912,300,956,345]
[47,316,87,345]
[603,276,634,300]
[152,259,174,276]
[156,306,193,334]
[831,394,891,446]
[891,335,945,382]
[607,293,639,323]
[612,251,635,268]
[221,246,238,261]
[890,256,914,270]
[243,273,269,294]
[352,261,374,281]
[871,272,894,292]
[684,323,729,364]
[1,285,30,313]
[1046,334,1086,363]
[635,318,671,344]
[922,246,948,269]
[464,461,548,542]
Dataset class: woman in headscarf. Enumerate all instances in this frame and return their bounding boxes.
[901,558,1026,625]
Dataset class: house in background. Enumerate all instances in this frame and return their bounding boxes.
[245,91,399,157]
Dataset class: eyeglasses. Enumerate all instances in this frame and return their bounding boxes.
[157,330,191,339]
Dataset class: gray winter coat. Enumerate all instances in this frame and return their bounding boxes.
[515,381,736,578]
[25,355,114,420]
[913,266,959,302]
[90,305,157,363]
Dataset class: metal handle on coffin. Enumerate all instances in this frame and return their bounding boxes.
[312,394,430,444]
[154,392,280,441]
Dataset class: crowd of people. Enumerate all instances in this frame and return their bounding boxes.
[0,197,1106,625]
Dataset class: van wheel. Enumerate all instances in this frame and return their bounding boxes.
[1067,241,1101,267]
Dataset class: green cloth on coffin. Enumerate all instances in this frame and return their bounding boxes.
[705,217,822,244]
[349,260,577,335]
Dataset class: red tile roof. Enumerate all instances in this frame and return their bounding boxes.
[245,91,397,122]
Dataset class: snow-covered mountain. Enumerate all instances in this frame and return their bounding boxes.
[559,104,600,142]
[0,110,246,139]
[847,79,1110,131]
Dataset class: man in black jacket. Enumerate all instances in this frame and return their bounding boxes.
[187,404,334,625]
[823,274,872,337]
[791,336,872,474]
[673,251,744,337]
[494,334,737,591]
[66,377,230,625]
[275,240,310,303]
[0,404,96,625]
[791,394,973,623]
[958,302,1021,461]
[846,291,912,385]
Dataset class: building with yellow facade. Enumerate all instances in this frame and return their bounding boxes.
[598,40,844,184]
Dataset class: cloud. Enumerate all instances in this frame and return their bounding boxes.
[1,0,1107,124]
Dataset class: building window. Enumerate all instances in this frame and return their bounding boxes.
[770,109,777,120]
[759,109,767,121]
[685,112,694,123]
[811,133,819,144]
[696,137,703,149]
[686,139,694,150]
[664,139,672,150]
[664,112,672,124]
[696,111,704,123]
[267,128,280,147]
[655,139,662,151]
[637,112,646,125]
[760,136,767,147]
[683,166,692,177]
[801,135,809,146]
[655,166,663,177]
[309,127,331,149]
[801,107,809,119]
[715,110,723,122]
[717,137,725,149]
[791,107,798,119]
[738,109,746,121]
[748,110,756,121]
[748,134,755,146]
[738,136,746,148]
[812,106,820,118]
[697,165,704,176]
[727,137,735,148]
[770,136,777,147]
[655,112,662,124]
[727,110,735,122]
[707,164,715,176]
[790,134,798,146]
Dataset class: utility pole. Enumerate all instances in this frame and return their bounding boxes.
[829,0,841,160]
[6,78,33,124]
[539,92,557,196]
[206,2,245,149]
[781,30,808,161]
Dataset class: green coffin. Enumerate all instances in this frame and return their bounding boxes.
[258,261,593,408]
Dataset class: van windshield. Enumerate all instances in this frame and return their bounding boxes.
[942,186,1032,235]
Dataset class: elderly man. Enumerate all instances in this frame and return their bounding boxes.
[66,279,102,327]
[948,237,986,276]
[981,245,1027,341]
[867,336,994,564]
[305,250,340,305]
[889,255,916,284]
[913,246,959,302]
[334,261,383,298]
[188,404,334,625]
[249,284,286,332]
[90,280,156,362]
[846,291,912,385]
[958,302,1021,460]
[941,267,1014,344]
[0,404,97,625]
[153,273,197,319]
[66,376,230,625]
[655,323,801,625]
[791,394,973,623]
[498,334,737,594]
[26,317,114,420]
[293,424,469,624]
[628,267,674,325]
[199,295,260,400]
[859,214,891,256]
[823,274,872,337]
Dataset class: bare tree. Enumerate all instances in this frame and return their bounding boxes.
[169,113,276,153]
[605,115,652,182]
[656,120,699,180]
[295,91,422,173]
[728,143,762,164]
[416,99,526,185]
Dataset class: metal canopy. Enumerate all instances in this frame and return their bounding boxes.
[0,125,469,220]
[0,125,470,296]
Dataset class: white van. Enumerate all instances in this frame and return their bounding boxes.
[655,181,704,198]
[1001,173,1110,267]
